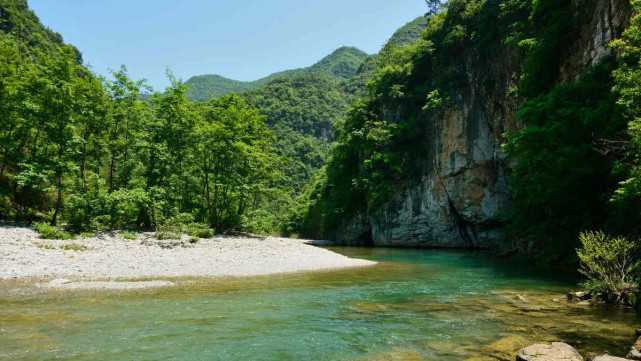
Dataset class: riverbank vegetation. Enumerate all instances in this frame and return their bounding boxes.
[0,1,283,233]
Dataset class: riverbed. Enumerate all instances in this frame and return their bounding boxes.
[1,247,638,360]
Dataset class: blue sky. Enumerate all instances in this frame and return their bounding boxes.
[28,0,427,91]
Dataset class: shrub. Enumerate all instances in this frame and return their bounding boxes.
[33,222,75,240]
[80,232,93,238]
[186,223,214,238]
[577,231,641,303]
[154,226,181,240]
[104,188,148,229]
[167,213,194,226]
[121,232,137,240]
[188,236,200,244]
[153,214,214,239]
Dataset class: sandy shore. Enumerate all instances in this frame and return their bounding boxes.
[0,225,375,289]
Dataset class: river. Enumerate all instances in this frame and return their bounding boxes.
[1,247,638,360]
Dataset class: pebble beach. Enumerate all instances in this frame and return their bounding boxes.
[0,224,375,290]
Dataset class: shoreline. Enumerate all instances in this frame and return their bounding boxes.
[0,225,376,290]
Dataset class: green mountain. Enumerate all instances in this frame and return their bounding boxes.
[345,16,430,95]
[235,16,430,232]
[0,0,81,61]
[382,16,429,52]
[185,46,369,101]
[241,76,355,194]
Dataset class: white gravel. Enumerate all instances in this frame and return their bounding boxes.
[0,225,376,283]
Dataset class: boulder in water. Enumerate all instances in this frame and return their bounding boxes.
[587,355,629,361]
[516,342,583,361]
[567,291,592,301]
[628,337,641,360]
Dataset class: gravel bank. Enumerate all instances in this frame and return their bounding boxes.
[0,225,376,286]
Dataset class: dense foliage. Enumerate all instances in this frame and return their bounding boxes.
[0,6,282,234]
[503,61,627,260]
[503,0,641,262]
[241,76,353,193]
[611,0,641,234]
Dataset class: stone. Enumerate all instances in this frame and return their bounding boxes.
[567,291,592,302]
[628,336,641,360]
[628,348,641,360]
[587,355,629,361]
[516,342,583,361]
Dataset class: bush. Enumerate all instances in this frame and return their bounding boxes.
[188,236,199,244]
[154,227,181,240]
[121,232,137,240]
[186,223,214,238]
[153,214,214,240]
[577,231,641,303]
[33,222,75,240]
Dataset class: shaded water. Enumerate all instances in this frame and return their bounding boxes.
[1,248,639,360]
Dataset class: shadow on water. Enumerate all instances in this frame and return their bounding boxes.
[0,247,638,361]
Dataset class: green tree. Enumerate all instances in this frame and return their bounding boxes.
[611,0,641,233]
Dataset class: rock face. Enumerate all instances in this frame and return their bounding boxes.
[517,343,583,361]
[337,0,632,248]
[587,355,630,361]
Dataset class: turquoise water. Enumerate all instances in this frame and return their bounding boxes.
[1,248,639,360]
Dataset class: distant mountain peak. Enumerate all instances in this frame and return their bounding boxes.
[184,46,369,101]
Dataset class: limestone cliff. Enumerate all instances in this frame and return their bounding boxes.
[336,0,632,248]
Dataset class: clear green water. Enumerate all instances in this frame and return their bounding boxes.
[1,248,639,361]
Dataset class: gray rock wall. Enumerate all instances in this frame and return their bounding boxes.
[336,0,632,248]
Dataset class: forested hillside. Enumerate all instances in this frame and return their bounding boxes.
[0,1,282,235]
[0,1,431,236]
[237,17,431,224]
[184,46,369,101]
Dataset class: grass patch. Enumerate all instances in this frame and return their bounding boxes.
[33,222,75,240]
[80,232,93,238]
[188,236,200,244]
[36,242,89,251]
[122,232,137,240]
[155,230,181,240]
[36,243,56,250]
[59,243,89,251]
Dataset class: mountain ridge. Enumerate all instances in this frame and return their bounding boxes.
[185,46,369,101]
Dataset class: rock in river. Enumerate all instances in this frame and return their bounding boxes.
[587,355,629,361]
[517,342,583,361]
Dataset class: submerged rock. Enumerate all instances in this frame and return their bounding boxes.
[517,342,583,361]
[587,355,629,361]
[627,337,641,360]
[567,291,592,302]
